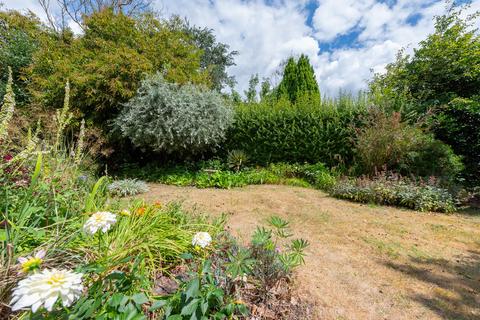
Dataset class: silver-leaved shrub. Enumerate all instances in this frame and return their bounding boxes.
[115,73,233,156]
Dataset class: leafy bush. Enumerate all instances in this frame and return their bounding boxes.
[107,178,149,197]
[354,110,463,182]
[226,100,366,166]
[433,97,480,185]
[115,73,234,157]
[330,173,456,213]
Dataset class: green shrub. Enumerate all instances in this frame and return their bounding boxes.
[107,178,149,197]
[433,97,480,185]
[115,73,234,157]
[330,174,456,213]
[226,101,365,166]
[354,110,463,182]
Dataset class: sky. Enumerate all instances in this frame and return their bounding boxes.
[2,0,480,96]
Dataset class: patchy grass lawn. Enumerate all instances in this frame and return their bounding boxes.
[136,184,480,320]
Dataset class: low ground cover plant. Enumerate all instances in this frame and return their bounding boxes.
[118,161,339,191]
[330,172,456,213]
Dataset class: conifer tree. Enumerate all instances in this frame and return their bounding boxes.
[277,54,320,103]
[296,54,320,100]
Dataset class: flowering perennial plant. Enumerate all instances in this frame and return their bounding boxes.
[83,211,117,235]
[10,269,83,312]
[192,232,212,248]
[17,250,46,274]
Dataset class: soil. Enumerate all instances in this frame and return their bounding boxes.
[138,184,480,320]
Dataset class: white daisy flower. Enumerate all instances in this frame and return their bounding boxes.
[192,232,212,248]
[10,268,83,312]
[17,249,46,273]
[83,211,117,235]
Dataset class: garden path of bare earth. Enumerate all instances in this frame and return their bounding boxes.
[138,184,480,320]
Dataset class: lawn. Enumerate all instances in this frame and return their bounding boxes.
[137,183,480,320]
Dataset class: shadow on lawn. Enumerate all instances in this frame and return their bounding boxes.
[384,251,480,320]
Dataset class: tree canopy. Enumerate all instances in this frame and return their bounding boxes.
[369,5,480,115]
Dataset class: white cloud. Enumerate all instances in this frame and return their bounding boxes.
[160,0,318,93]
[2,0,480,96]
[312,0,375,41]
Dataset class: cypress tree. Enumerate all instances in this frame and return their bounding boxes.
[296,54,320,101]
[277,57,297,102]
[277,54,320,103]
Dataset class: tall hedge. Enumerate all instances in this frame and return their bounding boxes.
[434,97,480,185]
[226,103,366,167]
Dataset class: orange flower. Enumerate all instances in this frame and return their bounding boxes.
[153,201,162,208]
[136,207,146,216]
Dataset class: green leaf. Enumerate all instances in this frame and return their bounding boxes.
[200,301,209,315]
[185,278,200,300]
[181,298,200,316]
[149,300,167,311]
[109,293,124,308]
[131,293,149,305]
[180,252,193,260]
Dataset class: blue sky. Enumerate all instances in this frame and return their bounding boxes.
[2,0,480,95]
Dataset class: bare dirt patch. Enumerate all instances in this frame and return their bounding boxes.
[138,184,480,320]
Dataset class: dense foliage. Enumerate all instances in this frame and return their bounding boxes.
[369,5,480,184]
[115,73,234,157]
[433,97,480,185]
[0,10,40,105]
[226,99,366,166]
[369,7,480,114]
[29,10,208,123]
[354,110,463,182]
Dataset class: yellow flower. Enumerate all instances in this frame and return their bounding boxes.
[18,250,45,273]
[119,209,131,217]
